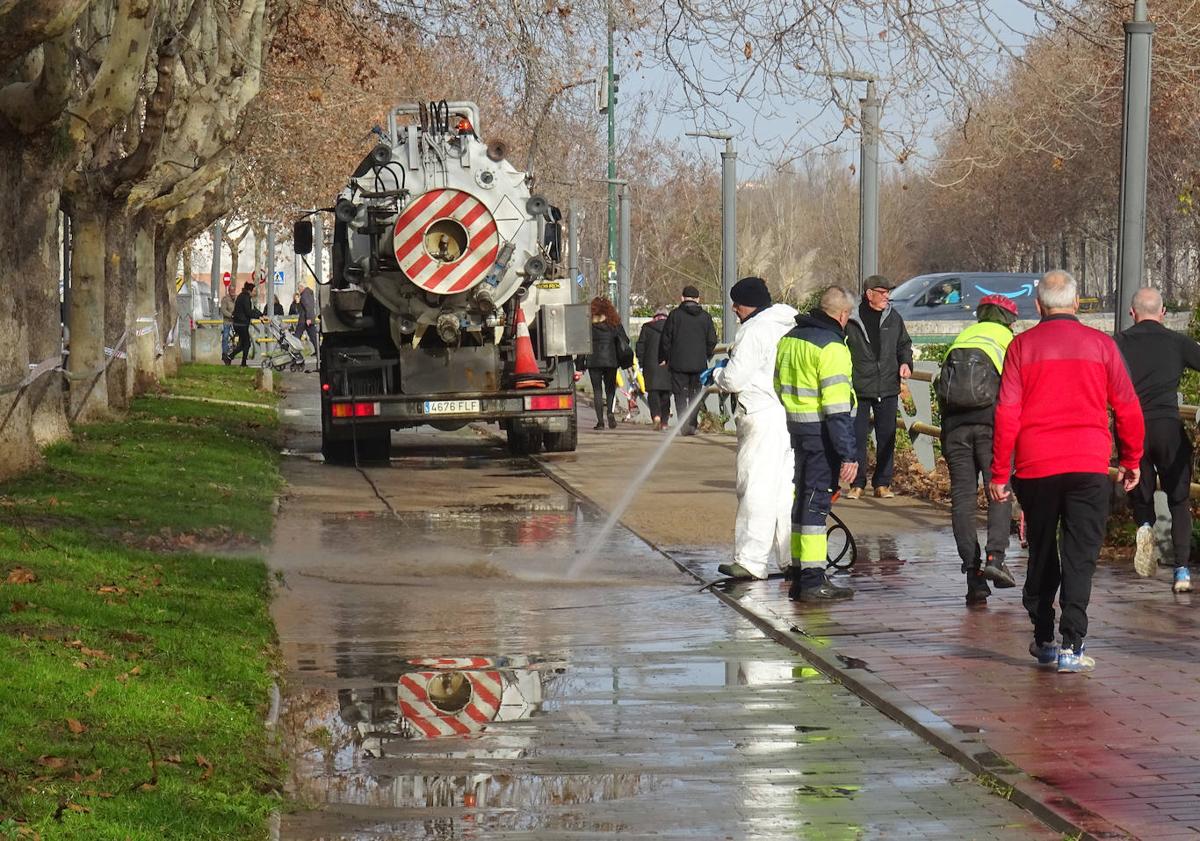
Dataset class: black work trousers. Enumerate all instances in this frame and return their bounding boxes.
[852,394,898,488]
[1013,472,1109,650]
[294,320,319,361]
[648,390,672,424]
[941,423,1011,570]
[230,325,252,365]
[1129,416,1194,569]
[588,368,617,423]
[671,370,704,434]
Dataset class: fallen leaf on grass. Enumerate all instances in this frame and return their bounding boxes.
[53,800,90,820]
[196,754,214,781]
[66,719,87,735]
[163,754,181,764]
[10,601,30,612]
[85,684,100,699]
[36,756,69,769]
[96,585,126,595]
[66,640,111,660]
[136,782,156,792]
[6,567,36,584]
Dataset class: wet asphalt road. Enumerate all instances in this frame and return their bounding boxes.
[269,379,1056,840]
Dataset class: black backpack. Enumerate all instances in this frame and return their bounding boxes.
[935,347,1001,411]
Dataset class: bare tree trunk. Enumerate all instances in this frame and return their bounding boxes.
[104,211,134,411]
[130,215,159,394]
[0,139,61,477]
[66,197,110,424]
[25,188,70,448]
[158,235,181,376]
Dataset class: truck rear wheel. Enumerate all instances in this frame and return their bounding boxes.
[506,425,544,456]
[542,410,577,453]
[322,430,391,465]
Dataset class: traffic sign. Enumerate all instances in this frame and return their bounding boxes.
[274,270,285,286]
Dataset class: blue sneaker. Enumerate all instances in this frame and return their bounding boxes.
[1056,645,1095,674]
[1173,567,1192,594]
[1028,640,1059,666]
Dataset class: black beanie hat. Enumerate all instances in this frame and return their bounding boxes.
[730,276,771,309]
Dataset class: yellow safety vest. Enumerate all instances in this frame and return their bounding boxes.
[947,320,1012,373]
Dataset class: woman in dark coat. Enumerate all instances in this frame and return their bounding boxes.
[635,307,672,430]
[576,297,629,430]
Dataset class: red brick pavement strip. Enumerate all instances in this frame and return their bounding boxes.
[530,450,1125,839]
[658,529,1200,841]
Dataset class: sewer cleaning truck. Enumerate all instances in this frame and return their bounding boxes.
[293,100,589,464]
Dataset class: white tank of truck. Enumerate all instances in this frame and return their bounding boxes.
[294,100,591,463]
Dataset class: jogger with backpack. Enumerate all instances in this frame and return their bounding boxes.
[935,294,1019,604]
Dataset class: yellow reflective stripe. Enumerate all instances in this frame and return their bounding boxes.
[791,531,827,564]
[779,384,820,398]
[821,402,853,415]
[787,411,821,423]
[820,374,850,388]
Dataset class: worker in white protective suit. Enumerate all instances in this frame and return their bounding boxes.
[703,276,799,580]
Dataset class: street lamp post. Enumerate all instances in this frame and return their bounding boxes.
[567,200,581,304]
[1116,0,1154,333]
[605,179,631,324]
[686,130,737,342]
[859,80,880,291]
[825,71,880,294]
[618,185,632,327]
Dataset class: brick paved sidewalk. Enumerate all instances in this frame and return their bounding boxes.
[543,424,1200,841]
[669,521,1200,841]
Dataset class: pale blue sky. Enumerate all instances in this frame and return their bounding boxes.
[618,0,1047,178]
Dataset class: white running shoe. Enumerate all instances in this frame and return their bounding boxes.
[1133,524,1157,578]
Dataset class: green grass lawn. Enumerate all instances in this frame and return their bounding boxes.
[0,365,282,840]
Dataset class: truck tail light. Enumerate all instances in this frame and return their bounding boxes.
[525,394,573,411]
[331,402,380,418]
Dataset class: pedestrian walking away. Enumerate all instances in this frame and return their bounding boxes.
[225,282,266,367]
[659,285,717,436]
[294,284,320,362]
[845,275,913,499]
[935,294,1019,605]
[989,270,1143,674]
[705,276,798,581]
[775,285,859,601]
[1116,286,1200,593]
[635,307,673,430]
[576,297,630,430]
[219,282,236,359]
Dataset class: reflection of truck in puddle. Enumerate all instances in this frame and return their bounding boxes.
[337,655,561,808]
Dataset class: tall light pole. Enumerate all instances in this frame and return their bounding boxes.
[605,0,618,301]
[567,200,581,304]
[826,71,880,294]
[606,179,631,325]
[686,130,737,342]
[1116,0,1154,333]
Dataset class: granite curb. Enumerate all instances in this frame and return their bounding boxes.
[531,450,1134,841]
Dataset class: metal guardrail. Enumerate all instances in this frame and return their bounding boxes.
[903,367,1200,499]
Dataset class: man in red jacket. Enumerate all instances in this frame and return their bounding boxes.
[988,270,1143,674]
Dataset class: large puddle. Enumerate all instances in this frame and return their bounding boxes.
[270,421,1056,840]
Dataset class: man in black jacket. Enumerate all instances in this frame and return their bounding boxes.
[635,308,672,430]
[845,275,913,498]
[659,285,717,436]
[1117,286,1200,593]
[224,282,265,367]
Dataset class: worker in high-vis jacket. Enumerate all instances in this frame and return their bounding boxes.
[774,285,859,601]
[936,294,1019,605]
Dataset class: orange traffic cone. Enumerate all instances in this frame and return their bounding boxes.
[512,304,548,389]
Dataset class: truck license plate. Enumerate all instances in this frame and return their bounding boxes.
[423,399,480,415]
